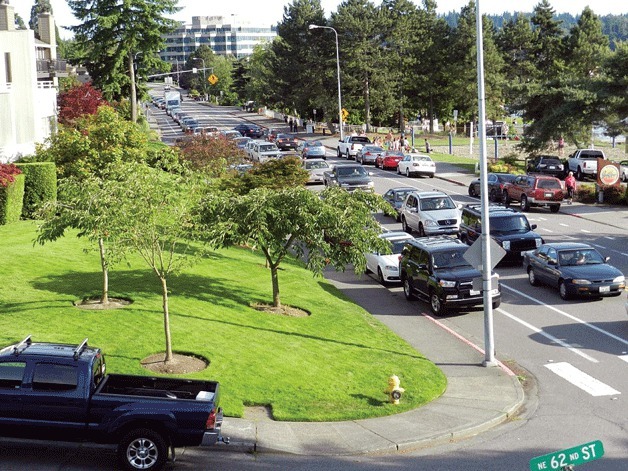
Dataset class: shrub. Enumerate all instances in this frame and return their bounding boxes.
[15,162,57,218]
[0,172,25,225]
[599,185,626,205]
[575,183,596,204]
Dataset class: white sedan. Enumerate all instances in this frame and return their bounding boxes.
[303,159,330,184]
[397,153,436,178]
[365,232,415,285]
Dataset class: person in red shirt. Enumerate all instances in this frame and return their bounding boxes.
[565,171,576,204]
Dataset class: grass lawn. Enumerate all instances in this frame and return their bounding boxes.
[0,221,446,422]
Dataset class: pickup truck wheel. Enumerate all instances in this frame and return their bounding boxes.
[429,289,444,316]
[119,428,167,471]
[520,195,530,212]
[346,150,351,160]
[550,204,560,213]
[576,168,583,181]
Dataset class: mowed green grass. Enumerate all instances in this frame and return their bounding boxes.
[0,221,446,421]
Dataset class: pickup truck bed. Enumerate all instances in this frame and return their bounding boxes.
[97,374,217,401]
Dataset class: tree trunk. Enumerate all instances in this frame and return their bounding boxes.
[160,276,173,362]
[271,264,281,308]
[98,237,109,304]
[129,52,137,124]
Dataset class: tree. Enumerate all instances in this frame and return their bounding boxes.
[176,136,247,177]
[57,82,108,126]
[223,156,309,194]
[105,162,206,363]
[243,43,277,106]
[563,7,610,79]
[204,186,392,308]
[530,0,564,81]
[67,0,180,122]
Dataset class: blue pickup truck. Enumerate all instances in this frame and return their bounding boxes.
[0,336,226,470]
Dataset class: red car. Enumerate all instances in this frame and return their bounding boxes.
[502,174,564,213]
[376,150,405,170]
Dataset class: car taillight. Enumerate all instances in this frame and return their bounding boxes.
[206,408,217,429]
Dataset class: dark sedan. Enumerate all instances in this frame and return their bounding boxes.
[382,187,416,221]
[527,155,565,178]
[233,123,264,138]
[468,172,517,202]
[275,133,298,151]
[523,242,625,300]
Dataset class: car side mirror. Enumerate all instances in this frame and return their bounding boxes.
[531,224,537,230]
[368,171,374,176]
[605,256,610,262]
[409,207,418,213]
[548,258,557,266]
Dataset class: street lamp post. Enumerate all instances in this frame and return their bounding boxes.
[193,57,207,101]
[308,24,344,140]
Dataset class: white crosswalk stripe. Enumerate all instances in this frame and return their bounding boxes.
[545,362,620,397]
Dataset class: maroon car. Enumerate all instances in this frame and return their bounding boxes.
[502,175,564,213]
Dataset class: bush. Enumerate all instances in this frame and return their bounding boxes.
[600,185,626,205]
[575,183,596,204]
[15,162,57,218]
[0,173,25,225]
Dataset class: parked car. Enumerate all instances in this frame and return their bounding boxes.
[568,149,605,181]
[375,150,405,170]
[233,123,264,138]
[193,126,219,137]
[458,204,544,264]
[264,128,282,142]
[400,191,461,236]
[619,160,628,182]
[299,140,327,159]
[356,145,385,165]
[234,136,253,149]
[399,236,501,315]
[365,231,415,284]
[382,187,416,221]
[468,172,517,201]
[397,153,436,178]
[527,155,565,178]
[275,133,299,151]
[524,242,626,300]
[0,336,225,471]
[502,174,564,213]
[181,117,199,133]
[250,141,282,162]
[302,158,330,185]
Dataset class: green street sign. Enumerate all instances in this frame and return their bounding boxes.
[530,440,604,470]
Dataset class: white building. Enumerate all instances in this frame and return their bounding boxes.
[0,3,62,163]
[160,16,277,65]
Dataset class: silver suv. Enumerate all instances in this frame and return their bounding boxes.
[400,191,461,236]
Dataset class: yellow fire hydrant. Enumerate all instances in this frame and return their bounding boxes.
[385,375,405,405]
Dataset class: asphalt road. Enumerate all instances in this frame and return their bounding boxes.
[7,86,622,471]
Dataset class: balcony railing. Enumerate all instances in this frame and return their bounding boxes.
[36,59,68,75]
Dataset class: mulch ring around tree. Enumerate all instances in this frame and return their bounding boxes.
[73,297,133,310]
[251,302,310,317]
[141,353,209,375]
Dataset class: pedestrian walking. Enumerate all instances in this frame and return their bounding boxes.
[564,171,576,204]
[425,139,431,153]
[289,118,294,133]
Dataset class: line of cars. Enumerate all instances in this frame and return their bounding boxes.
[367,187,625,315]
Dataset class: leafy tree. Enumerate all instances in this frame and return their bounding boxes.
[243,43,277,106]
[67,0,180,122]
[204,186,392,308]
[176,136,247,177]
[57,82,108,126]
[225,157,309,194]
[14,12,27,30]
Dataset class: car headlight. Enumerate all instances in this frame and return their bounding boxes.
[384,265,398,271]
[439,279,456,288]
[535,238,543,248]
[424,219,438,226]
[367,181,374,187]
[571,279,591,285]
[502,241,511,250]
[613,275,625,283]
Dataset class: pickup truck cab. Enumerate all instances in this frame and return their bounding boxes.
[337,136,371,160]
[0,336,225,471]
[567,149,605,181]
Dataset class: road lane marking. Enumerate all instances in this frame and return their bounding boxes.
[545,362,620,396]
[604,236,615,240]
[541,228,554,233]
[581,229,591,233]
[501,284,628,347]
[559,223,569,227]
[498,309,598,362]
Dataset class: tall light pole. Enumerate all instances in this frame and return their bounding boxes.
[193,57,207,101]
[309,24,344,140]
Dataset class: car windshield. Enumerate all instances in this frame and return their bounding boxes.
[305,161,329,170]
[260,145,278,152]
[420,197,455,211]
[393,190,413,202]
[432,250,470,269]
[558,249,605,266]
[491,215,531,234]
[308,141,323,147]
[497,174,517,183]
[337,166,367,177]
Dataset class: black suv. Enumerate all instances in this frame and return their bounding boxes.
[526,155,565,178]
[233,123,264,138]
[399,236,501,315]
[458,204,544,264]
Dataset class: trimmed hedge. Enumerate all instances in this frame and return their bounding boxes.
[0,173,25,225]
[15,162,57,218]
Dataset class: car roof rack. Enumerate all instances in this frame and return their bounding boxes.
[12,334,32,355]
[73,338,89,360]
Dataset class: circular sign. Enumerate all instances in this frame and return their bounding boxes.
[599,164,619,186]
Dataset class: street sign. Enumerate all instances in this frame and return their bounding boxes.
[529,440,604,471]
[341,108,349,120]
[208,74,218,85]
[463,236,506,271]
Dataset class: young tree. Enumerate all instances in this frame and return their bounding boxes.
[203,186,392,308]
[176,136,247,178]
[57,82,108,126]
[67,0,180,122]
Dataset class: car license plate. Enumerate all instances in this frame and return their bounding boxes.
[470,289,480,296]
[599,286,610,293]
[549,166,555,169]
[544,192,553,198]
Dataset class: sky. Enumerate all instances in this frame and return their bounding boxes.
[14,0,627,39]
